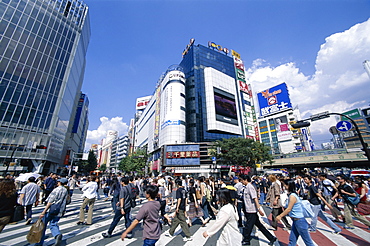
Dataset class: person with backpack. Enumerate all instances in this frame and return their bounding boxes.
[303,175,341,234]
[127,176,138,208]
[102,177,133,238]
[198,176,210,223]
[318,173,343,222]
[333,175,370,230]
[276,179,314,246]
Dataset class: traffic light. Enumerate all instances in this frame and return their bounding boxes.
[36,145,47,149]
[291,121,311,129]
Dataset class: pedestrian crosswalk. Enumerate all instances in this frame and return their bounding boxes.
[1,191,369,246]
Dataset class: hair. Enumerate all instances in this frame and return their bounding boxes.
[282,179,296,193]
[146,185,159,199]
[189,179,195,185]
[129,176,134,182]
[240,174,251,182]
[0,179,16,198]
[318,173,327,178]
[303,175,312,181]
[121,177,129,185]
[268,174,276,182]
[28,177,36,183]
[337,174,347,181]
[198,176,205,182]
[175,179,182,186]
[216,188,234,208]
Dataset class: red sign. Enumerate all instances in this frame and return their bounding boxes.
[166,151,200,159]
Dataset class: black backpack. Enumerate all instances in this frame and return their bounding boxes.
[128,183,138,208]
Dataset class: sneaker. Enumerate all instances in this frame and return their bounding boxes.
[54,234,63,246]
[344,225,355,230]
[242,241,251,245]
[283,227,290,231]
[102,232,111,238]
[183,237,193,242]
[77,221,84,225]
[126,233,132,239]
[268,237,277,246]
[309,230,317,233]
[165,233,175,238]
[25,218,32,225]
[332,230,341,235]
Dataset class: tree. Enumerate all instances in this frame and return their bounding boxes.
[210,137,274,168]
[98,163,107,172]
[78,150,98,174]
[119,149,147,175]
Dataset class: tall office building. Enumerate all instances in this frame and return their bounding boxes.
[70,92,89,154]
[110,135,129,172]
[0,0,90,174]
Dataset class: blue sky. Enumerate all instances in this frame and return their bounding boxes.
[82,0,370,149]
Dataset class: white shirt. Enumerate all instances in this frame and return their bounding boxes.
[206,203,242,246]
[82,181,98,199]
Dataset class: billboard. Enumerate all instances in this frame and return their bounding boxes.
[164,145,200,166]
[257,82,292,117]
[274,115,292,141]
[136,96,152,110]
[214,88,238,125]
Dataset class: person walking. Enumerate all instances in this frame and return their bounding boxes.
[303,175,341,234]
[121,185,161,245]
[265,174,291,231]
[77,176,98,225]
[276,179,314,246]
[68,174,79,197]
[240,175,277,246]
[203,188,242,246]
[102,177,133,238]
[318,173,342,222]
[110,177,121,211]
[187,179,206,226]
[35,178,69,246]
[19,176,40,225]
[234,176,244,228]
[0,179,18,233]
[43,173,57,205]
[198,176,210,223]
[333,175,370,230]
[166,179,193,242]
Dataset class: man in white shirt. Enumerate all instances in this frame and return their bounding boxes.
[77,176,98,225]
[318,173,342,222]
[19,176,40,225]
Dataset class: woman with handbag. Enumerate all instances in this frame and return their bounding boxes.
[35,178,69,246]
[0,179,18,233]
[187,179,205,226]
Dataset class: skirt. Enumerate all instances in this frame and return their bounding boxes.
[187,202,204,219]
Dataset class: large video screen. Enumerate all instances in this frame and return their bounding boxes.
[214,88,238,125]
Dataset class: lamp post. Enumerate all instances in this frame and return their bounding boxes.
[291,111,370,164]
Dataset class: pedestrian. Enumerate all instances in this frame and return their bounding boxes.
[43,173,57,205]
[77,176,98,225]
[318,173,343,222]
[203,188,242,246]
[68,174,79,197]
[19,176,40,225]
[233,176,244,228]
[110,177,121,211]
[166,179,193,242]
[265,174,291,231]
[333,175,370,230]
[303,175,341,234]
[198,176,211,223]
[240,174,277,246]
[0,179,18,233]
[187,179,206,226]
[121,185,161,245]
[35,178,69,246]
[102,177,133,238]
[276,179,314,246]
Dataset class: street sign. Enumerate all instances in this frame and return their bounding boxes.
[336,121,353,132]
[212,157,216,161]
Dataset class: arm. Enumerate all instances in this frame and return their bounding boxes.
[203,209,228,238]
[254,197,264,216]
[276,194,296,221]
[19,193,25,206]
[315,192,333,210]
[120,197,125,214]
[359,187,366,199]
[176,198,181,213]
[121,219,139,240]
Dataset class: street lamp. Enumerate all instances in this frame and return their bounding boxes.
[291,111,370,164]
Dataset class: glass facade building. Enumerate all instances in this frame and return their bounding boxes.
[180,44,244,142]
[0,0,90,174]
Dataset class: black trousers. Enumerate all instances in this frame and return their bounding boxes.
[243,212,275,243]
[271,207,291,229]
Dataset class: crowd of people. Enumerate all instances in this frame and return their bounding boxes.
[0,171,369,246]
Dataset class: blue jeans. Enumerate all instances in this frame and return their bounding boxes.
[259,193,266,204]
[143,238,158,246]
[310,204,341,232]
[107,207,132,235]
[201,197,209,219]
[289,218,314,246]
[34,213,61,246]
[111,195,119,211]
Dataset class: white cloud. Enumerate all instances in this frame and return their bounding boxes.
[85,116,129,151]
[246,18,370,142]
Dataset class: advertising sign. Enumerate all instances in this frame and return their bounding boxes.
[275,115,292,141]
[136,96,152,110]
[341,109,361,120]
[208,41,229,54]
[257,83,292,117]
[165,145,200,166]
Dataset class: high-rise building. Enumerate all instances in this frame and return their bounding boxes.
[110,135,129,172]
[70,92,89,153]
[0,0,91,175]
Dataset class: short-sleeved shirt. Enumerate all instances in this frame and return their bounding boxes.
[135,200,161,240]
[119,185,131,210]
[176,187,187,211]
[243,183,258,213]
[306,185,320,205]
[188,187,196,203]
[338,183,355,204]
[20,182,40,205]
[44,177,56,191]
[322,179,335,196]
[46,186,68,217]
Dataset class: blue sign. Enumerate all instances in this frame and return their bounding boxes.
[257,83,292,117]
[336,121,353,132]
[212,157,216,161]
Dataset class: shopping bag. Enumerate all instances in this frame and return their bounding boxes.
[26,218,44,243]
[10,204,25,222]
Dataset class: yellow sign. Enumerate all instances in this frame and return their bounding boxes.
[232,50,240,59]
